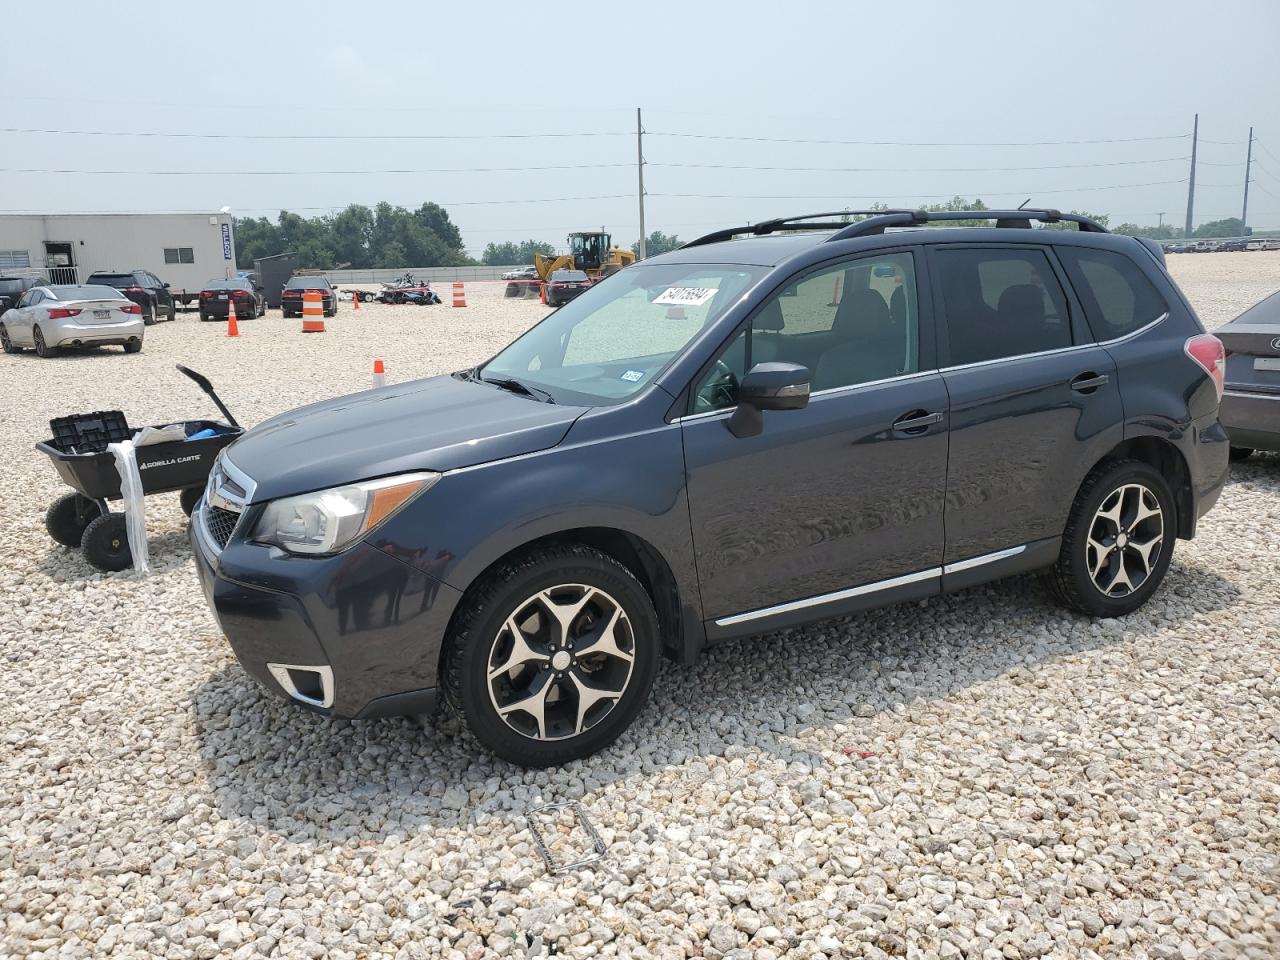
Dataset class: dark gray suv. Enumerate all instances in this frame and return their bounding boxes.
[191,209,1229,766]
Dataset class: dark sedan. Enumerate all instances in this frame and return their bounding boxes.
[0,276,46,315]
[199,278,266,321]
[545,269,593,307]
[1218,289,1280,458]
[281,276,338,318]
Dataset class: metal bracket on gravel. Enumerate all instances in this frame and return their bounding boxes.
[525,800,607,875]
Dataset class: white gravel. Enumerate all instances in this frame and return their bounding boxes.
[1,261,1278,959]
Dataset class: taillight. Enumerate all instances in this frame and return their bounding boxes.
[120,303,142,315]
[200,290,215,298]
[232,290,251,299]
[124,286,145,294]
[1184,333,1225,400]
[47,308,82,319]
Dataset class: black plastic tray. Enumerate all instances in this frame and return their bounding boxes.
[36,420,241,500]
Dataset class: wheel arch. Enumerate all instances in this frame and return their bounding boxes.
[439,526,692,680]
[1092,434,1195,539]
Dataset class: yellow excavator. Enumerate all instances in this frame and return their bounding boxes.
[506,230,636,298]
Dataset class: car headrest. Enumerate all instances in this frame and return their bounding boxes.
[833,289,890,335]
[997,284,1044,323]
[753,299,785,331]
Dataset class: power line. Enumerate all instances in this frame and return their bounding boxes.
[649,178,1188,201]
[0,194,634,215]
[0,126,629,142]
[650,157,1191,174]
[0,163,631,176]
[650,131,1191,148]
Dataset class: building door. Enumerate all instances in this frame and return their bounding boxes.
[44,242,77,284]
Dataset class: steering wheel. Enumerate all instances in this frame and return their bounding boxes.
[693,359,739,414]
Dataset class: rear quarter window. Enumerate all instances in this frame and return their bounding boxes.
[1058,247,1169,341]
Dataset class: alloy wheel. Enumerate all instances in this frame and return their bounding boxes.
[486,584,636,741]
[0,326,12,353]
[1086,483,1164,597]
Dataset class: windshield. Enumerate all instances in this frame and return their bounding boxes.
[481,262,766,405]
[206,279,250,290]
[88,274,136,287]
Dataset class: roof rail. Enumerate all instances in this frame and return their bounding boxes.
[681,208,1111,250]
[681,210,922,249]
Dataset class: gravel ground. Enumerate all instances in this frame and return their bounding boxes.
[1,259,1278,960]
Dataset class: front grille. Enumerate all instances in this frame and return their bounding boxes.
[206,505,242,549]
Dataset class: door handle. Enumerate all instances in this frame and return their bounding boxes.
[1070,372,1110,394]
[892,409,943,435]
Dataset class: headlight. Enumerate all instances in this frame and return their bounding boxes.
[251,472,439,555]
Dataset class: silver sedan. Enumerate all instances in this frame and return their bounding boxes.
[0,284,145,358]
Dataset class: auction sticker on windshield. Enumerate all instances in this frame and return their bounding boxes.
[653,287,717,307]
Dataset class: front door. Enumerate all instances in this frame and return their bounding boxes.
[681,249,950,635]
[928,243,1124,566]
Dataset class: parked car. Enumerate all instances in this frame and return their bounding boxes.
[281,276,338,318]
[0,275,48,315]
[545,269,593,307]
[0,284,144,357]
[199,278,266,321]
[190,208,1228,766]
[502,266,539,281]
[84,270,175,324]
[1216,288,1280,459]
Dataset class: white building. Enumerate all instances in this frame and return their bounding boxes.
[0,213,237,299]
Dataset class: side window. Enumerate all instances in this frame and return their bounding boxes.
[1057,247,1169,341]
[935,248,1072,365]
[693,251,919,411]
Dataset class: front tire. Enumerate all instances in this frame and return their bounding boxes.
[81,513,132,572]
[441,544,660,766]
[167,300,176,322]
[1045,458,1176,618]
[0,324,19,354]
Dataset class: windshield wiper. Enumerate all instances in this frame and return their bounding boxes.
[480,375,556,404]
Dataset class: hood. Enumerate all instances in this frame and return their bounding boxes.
[225,374,585,502]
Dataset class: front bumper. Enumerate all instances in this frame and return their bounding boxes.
[49,318,144,347]
[1220,388,1280,452]
[189,505,461,719]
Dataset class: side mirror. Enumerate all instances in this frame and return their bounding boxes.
[727,361,810,438]
[163,282,171,288]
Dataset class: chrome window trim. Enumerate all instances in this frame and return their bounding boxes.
[1095,311,1169,346]
[942,544,1026,574]
[713,542,1031,627]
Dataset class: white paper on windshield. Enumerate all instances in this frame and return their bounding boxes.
[653,287,717,307]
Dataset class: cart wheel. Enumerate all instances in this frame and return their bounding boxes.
[81,513,132,572]
[46,493,98,547]
[179,487,204,516]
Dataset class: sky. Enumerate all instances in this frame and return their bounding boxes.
[4,0,1279,256]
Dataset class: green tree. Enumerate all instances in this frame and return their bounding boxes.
[1194,217,1248,238]
[1113,222,1179,240]
[631,231,683,258]
[480,240,556,265]
[1039,210,1111,231]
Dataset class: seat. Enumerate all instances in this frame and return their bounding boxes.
[815,290,901,390]
[996,284,1047,356]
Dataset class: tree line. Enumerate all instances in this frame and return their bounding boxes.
[234,199,1253,271]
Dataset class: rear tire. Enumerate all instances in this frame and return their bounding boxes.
[167,300,176,322]
[179,487,203,516]
[81,513,132,572]
[441,543,660,767]
[0,324,19,354]
[46,493,97,547]
[33,326,58,358]
[1045,458,1176,618]
[1229,446,1254,462]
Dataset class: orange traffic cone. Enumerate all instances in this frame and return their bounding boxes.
[539,281,547,305]
[227,312,240,337]
[352,289,360,311]
[451,282,466,308]
[372,358,386,389]
[301,289,325,333]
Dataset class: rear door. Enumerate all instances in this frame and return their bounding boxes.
[929,243,1123,571]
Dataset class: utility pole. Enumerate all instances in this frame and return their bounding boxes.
[1242,126,1254,233]
[1184,113,1198,239]
[636,107,647,260]
[1157,212,1165,229]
